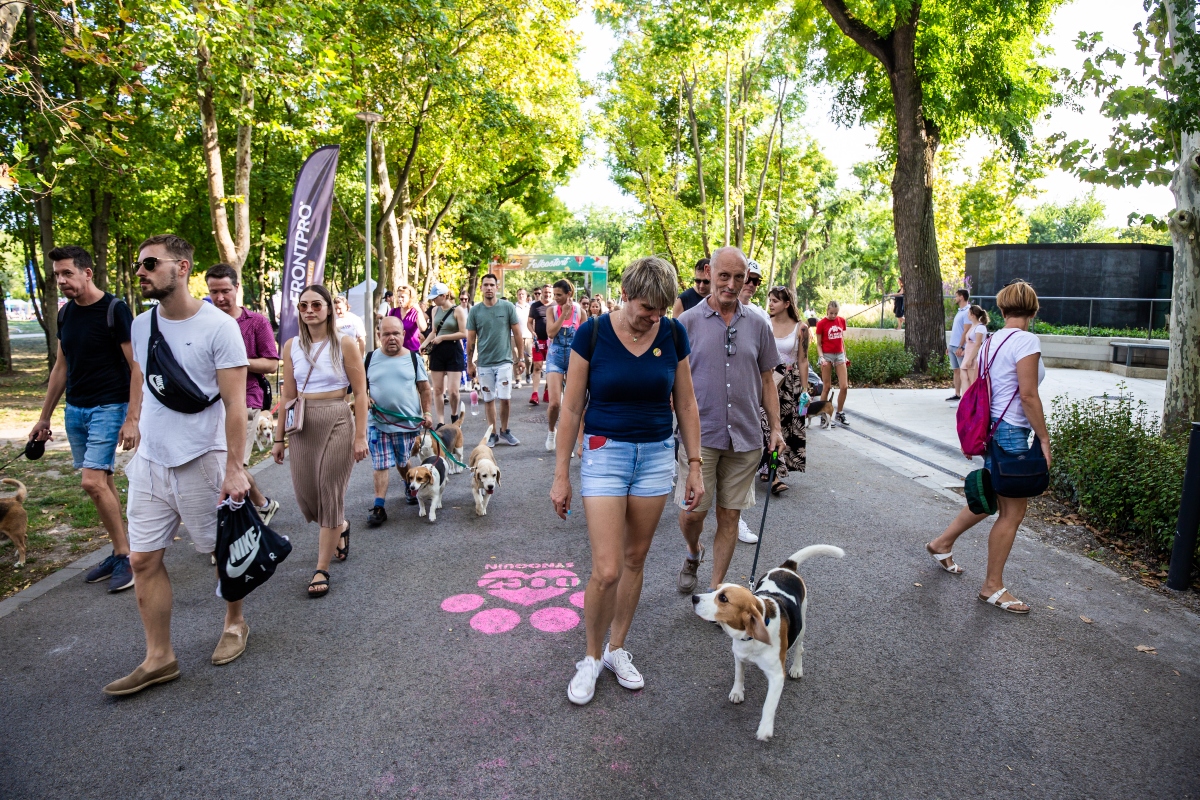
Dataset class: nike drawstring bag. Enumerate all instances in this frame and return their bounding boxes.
[215,498,292,601]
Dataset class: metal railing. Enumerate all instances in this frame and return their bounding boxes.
[965,295,1170,340]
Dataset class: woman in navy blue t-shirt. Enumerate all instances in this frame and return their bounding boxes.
[550,256,705,707]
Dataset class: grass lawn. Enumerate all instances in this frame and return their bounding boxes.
[1,332,63,433]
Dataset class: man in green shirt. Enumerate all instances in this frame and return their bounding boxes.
[466,274,525,447]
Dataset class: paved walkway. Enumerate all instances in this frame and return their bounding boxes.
[1,401,1196,798]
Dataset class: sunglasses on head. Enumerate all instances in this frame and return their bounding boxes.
[297,300,325,311]
[134,257,185,272]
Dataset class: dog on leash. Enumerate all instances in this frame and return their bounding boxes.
[253,411,274,454]
[467,425,501,516]
[0,479,29,568]
[692,544,845,741]
[407,456,448,523]
[802,399,834,429]
[419,423,465,474]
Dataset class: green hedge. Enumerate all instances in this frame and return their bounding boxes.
[807,338,914,385]
[1048,392,1188,555]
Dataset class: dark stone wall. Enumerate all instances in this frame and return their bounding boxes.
[964,244,1173,329]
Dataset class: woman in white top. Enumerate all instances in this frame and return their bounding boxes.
[959,304,990,389]
[759,286,810,495]
[926,281,1050,614]
[272,284,368,598]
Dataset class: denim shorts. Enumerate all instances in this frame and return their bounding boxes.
[65,402,127,472]
[949,347,963,369]
[580,436,675,498]
[546,343,571,375]
[985,419,1031,471]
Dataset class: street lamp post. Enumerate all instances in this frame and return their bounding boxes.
[356,111,384,351]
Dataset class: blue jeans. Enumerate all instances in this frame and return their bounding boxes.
[546,343,571,375]
[580,436,675,497]
[65,403,127,472]
[985,419,1031,471]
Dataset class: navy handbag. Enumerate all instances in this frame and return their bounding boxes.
[988,434,1049,499]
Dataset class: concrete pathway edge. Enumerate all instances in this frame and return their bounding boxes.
[0,457,278,620]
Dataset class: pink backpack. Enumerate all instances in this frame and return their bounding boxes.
[956,332,1020,457]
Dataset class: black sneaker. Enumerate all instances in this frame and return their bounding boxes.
[107,555,135,593]
[367,505,387,528]
[84,552,120,584]
[836,412,849,426]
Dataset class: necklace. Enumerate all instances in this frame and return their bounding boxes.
[620,311,639,341]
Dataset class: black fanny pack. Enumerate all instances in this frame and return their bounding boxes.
[145,306,220,414]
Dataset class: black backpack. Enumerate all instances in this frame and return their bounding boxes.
[145,306,220,414]
[254,373,273,411]
[215,499,292,602]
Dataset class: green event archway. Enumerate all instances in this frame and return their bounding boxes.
[490,254,609,299]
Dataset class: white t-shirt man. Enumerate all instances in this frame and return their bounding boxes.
[983,328,1045,429]
[950,305,972,349]
[130,302,248,467]
[514,301,532,341]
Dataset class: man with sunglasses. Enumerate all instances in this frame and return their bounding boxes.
[102,235,252,697]
[672,257,711,318]
[738,260,771,324]
[674,247,784,594]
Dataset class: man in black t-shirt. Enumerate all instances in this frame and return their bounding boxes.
[29,246,140,593]
[672,257,711,319]
[526,283,551,405]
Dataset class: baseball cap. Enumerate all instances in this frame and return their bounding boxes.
[746,259,762,279]
[427,282,451,301]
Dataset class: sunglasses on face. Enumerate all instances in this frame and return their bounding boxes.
[134,257,184,272]
[745,277,761,287]
[297,301,325,311]
[694,278,711,286]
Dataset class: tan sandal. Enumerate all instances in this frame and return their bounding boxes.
[926,543,963,575]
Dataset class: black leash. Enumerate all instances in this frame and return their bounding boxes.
[748,449,779,588]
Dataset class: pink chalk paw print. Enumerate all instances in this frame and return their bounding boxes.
[441,562,586,634]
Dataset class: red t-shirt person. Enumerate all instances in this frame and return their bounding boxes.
[816,316,847,354]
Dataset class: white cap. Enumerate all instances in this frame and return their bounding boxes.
[427,282,451,300]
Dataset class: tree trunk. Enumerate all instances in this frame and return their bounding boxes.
[232,74,254,275]
[723,54,731,248]
[34,191,58,371]
[683,72,710,257]
[1163,0,1200,433]
[197,40,240,272]
[89,189,112,292]
[765,110,784,293]
[821,0,945,370]
[750,80,784,259]
[0,286,13,375]
[0,0,25,60]
[373,134,405,287]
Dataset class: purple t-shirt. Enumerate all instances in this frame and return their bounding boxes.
[389,306,423,353]
[236,308,279,409]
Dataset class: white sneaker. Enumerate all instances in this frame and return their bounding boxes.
[738,518,759,544]
[567,656,602,705]
[602,645,645,690]
[546,430,556,452]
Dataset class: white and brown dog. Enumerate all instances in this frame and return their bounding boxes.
[407,455,448,522]
[0,479,28,568]
[467,425,501,517]
[692,544,845,741]
[419,423,465,475]
[253,411,275,454]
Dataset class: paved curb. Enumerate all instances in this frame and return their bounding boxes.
[0,457,278,620]
[850,408,979,462]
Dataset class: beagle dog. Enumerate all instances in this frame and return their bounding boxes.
[408,455,448,522]
[0,479,28,568]
[420,423,465,474]
[692,544,845,741]
[467,425,501,517]
[802,399,834,429]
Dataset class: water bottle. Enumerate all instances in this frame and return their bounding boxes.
[470,390,479,415]
[798,390,811,417]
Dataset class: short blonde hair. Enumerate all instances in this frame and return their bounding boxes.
[996,280,1039,318]
[621,257,678,310]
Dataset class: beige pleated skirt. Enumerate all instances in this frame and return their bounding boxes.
[287,398,354,527]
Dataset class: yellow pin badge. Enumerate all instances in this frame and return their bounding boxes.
[653,347,662,357]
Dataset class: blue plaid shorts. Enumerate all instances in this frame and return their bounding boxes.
[368,427,419,471]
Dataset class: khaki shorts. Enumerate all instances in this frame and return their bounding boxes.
[126,450,225,554]
[675,445,762,514]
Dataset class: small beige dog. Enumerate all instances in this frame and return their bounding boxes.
[253,411,275,454]
[467,426,501,516]
[0,479,29,568]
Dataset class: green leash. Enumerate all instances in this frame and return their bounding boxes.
[368,405,468,469]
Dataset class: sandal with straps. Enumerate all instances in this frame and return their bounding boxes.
[926,543,963,575]
[979,587,1029,615]
[307,570,330,599]
[335,523,350,562]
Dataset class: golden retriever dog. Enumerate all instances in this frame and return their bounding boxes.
[0,479,29,568]
[467,425,501,516]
